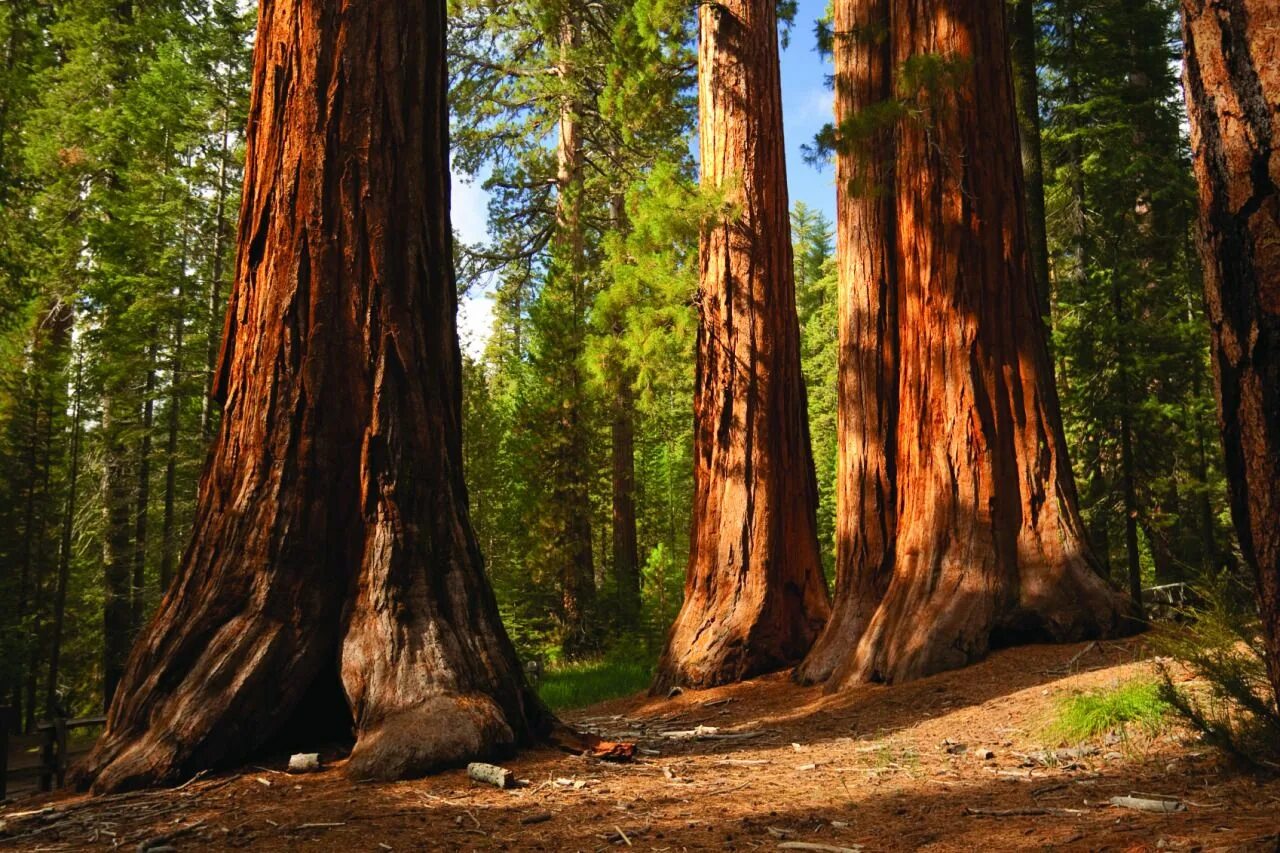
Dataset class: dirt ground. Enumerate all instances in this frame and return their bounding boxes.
[2,639,1278,852]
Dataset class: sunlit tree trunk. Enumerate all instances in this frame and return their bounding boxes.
[796,0,896,685]
[80,0,546,793]
[1181,0,1280,704]
[809,0,1130,689]
[655,0,831,692]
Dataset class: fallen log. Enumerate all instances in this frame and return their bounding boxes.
[1110,796,1185,814]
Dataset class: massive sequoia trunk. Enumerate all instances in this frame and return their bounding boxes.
[1181,0,1280,704]
[654,0,831,692]
[804,0,1131,689]
[795,0,896,686]
[80,0,546,793]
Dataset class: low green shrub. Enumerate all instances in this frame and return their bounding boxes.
[1155,581,1280,767]
[1046,678,1171,743]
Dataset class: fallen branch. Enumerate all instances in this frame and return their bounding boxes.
[1045,642,1098,675]
[963,807,1084,818]
[776,842,864,852]
[1109,796,1185,814]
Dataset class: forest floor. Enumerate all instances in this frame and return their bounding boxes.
[2,639,1278,852]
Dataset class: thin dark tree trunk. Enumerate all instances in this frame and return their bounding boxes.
[1112,271,1144,611]
[101,393,133,709]
[612,370,641,630]
[654,0,831,692]
[160,299,184,593]
[607,192,641,632]
[202,98,232,439]
[80,0,547,794]
[1181,0,1280,704]
[11,358,41,725]
[47,354,82,718]
[132,339,158,631]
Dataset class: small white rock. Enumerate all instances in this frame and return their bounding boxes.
[288,753,321,773]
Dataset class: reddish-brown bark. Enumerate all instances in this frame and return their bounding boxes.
[805,0,1131,689]
[1181,0,1280,703]
[795,0,896,686]
[654,0,831,693]
[79,0,546,793]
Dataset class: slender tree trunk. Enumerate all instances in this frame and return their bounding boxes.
[796,0,896,685]
[202,99,232,439]
[160,301,183,593]
[1181,0,1280,705]
[612,369,641,630]
[80,0,547,794]
[550,9,596,656]
[1008,0,1052,324]
[607,192,641,632]
[11,358,41,725]
[47,355,82,718]
[132,339,158,631]
[101,393,133,709]
[654,0,831,692]
[813,0,1131,689]
[1113,273,1145,610]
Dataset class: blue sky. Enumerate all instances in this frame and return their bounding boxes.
[452,0,836,354]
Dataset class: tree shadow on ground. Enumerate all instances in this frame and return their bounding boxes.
[572,638,1156,760]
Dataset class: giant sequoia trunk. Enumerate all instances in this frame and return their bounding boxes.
[795,0,896,686]
[80,0,546,793]
[1181,0,1280,704]
[804,0,1131,689]
[654,0,831,692]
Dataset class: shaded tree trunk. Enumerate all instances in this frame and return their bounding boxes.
[654,0,831,692]
[132,339,158,631]
[612,372,641,630]
[47,355,82,718]
[1008,0,1052,324]
[202,97,233,438]
[809,0,1131,689]
[79,0,547,793]
[1181,0,1280,705]
[101,391,134,710]
[1113,272,1145,610]
[795,0,897,685]
[160,299,183,593]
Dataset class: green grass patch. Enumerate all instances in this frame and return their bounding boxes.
[1047,678,1172,743]
[537,658,654,711]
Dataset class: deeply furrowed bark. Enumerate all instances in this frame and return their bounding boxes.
[795,0,896,686]
[1181,0,1280,704]
[80,0,546,794]
[809,0,1131,689]
[654,0,831,693]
